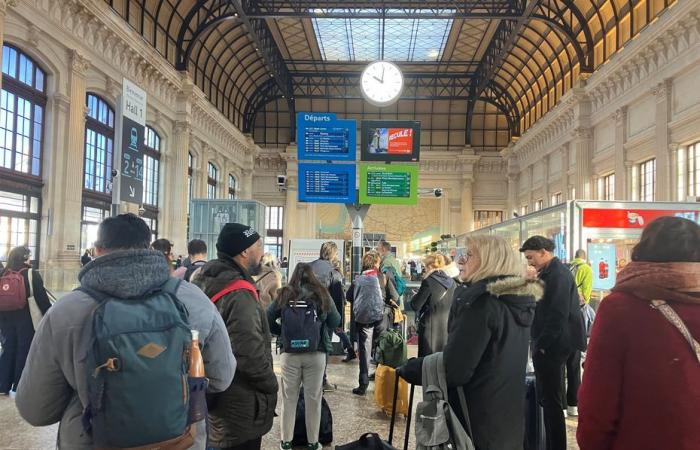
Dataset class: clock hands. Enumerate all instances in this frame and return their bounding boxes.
[372,66,386,83]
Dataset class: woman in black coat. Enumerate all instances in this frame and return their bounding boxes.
[0,246,51,395]
[442,235,542,450]
[410,253,456,357]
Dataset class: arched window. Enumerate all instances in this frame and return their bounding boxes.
[0,45,46,264]
[228,174,237,199]
[207,162,218,199]
[188,152,193,208]
[143,126,160,207]
[81,93,114,253]
[84,94,114,195]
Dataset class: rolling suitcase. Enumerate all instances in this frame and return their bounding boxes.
[524,374,546,450]
[387,369,416,450]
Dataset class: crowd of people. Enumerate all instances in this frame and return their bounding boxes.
[0,213,698,450]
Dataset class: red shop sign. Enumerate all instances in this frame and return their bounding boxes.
[583,208,700,228]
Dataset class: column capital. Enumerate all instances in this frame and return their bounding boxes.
[651,78,673,100]
[572,127,592,139]
[0,0,18,15]
[69,49,90,75]
[668,142,680,152]
[173,120,191,136]
[612,107,627,125]
[51,93,71,112]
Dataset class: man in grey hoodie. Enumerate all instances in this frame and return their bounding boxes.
[15,214,236,449]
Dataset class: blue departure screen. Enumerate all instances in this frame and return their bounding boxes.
[297,113,356,161]
[298,163,356,204]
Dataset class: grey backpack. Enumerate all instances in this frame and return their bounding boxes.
[352,275,384,324]
[415,352,475,450]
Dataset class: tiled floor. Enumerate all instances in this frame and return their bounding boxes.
[0,348,580,449]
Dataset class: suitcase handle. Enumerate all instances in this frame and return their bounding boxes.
[388,369,415,450]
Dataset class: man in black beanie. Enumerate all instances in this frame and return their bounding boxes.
[194,223,277,450]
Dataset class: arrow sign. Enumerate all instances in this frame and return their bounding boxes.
[129,186,135,198]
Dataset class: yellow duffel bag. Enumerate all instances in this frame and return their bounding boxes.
[374,364,409,417]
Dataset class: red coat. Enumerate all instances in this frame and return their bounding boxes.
[577,291,700,450]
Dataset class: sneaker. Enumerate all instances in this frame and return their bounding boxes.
[322,381,337,392]
[342,353,357,362]
[352,385,368,396]
[567,406,579,417]
[307,443,321,450]
[279,441,293,450]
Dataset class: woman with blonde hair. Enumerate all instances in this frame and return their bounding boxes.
[410,252,456,356]
[439,234,542,450]
[255,252,283,310]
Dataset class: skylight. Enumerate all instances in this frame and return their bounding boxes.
[312,9,454,62]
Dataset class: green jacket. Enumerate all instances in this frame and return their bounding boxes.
[570,258,593,303]
[381,253,402,278]
[266,288,341,354]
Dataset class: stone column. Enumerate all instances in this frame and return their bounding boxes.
[613,107,628,200]
[653,79,673,201]
[527,165,534,209]
[573,127,593,199]
[197,143,210,198]
[461,177,474,233]
[561,144,571,200]
[669,143,679,201]
[242,152,254,199]
[43,50,90,290]
[543,155,550,206]
[0,0,18,92]
[502,144,519,214]
[168,121,191,247]
[281,147,299,257]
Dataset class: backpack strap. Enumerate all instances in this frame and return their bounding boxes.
[75,285,111,304]
[211,279,259,304]
[160,277,182,296]
[650,300,700,364]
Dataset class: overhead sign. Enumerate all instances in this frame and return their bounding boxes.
[298,163,357,204]
[582,208,700,228]
[297,112,356,161]
[359,164,418,205]
[119,79,146,204]
[361,120,421,162]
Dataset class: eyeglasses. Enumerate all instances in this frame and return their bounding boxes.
[457,252,473,264]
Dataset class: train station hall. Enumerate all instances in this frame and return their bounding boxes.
[0,0,699,449]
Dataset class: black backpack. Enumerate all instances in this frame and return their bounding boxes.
[281,300,322,353]
[292,388,333,446]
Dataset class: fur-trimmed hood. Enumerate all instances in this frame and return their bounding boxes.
[486,276,544,301]
[462,275,541,328]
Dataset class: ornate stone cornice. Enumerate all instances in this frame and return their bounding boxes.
[0,0,18,15]
[173,120,191,136]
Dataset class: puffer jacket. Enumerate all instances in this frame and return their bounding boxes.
[410,270,456,357]
[194,255,278,448]
[444,276,542,450]
[15,250,235,449]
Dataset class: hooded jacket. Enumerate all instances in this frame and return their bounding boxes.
[194,255,278,448]
[15,250,235,449]
[443,276,542,450]
[410,270,456,356]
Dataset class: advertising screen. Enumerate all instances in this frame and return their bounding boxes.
[588,243,617,290]
[360,120,420,162]
[298,163,357,204]
[297,112,357,161]
[359,164,418,205]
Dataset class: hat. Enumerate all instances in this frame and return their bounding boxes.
[519,236,555,253]
[216,223,261,257]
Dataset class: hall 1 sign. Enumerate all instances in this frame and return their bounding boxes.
[119,79,146,204]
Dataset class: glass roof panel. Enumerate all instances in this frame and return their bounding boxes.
[312,9,453,62]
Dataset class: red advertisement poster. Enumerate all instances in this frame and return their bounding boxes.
[582,208,700,228]
[387,128,413,154]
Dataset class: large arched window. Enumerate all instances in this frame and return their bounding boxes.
[207,162,218,199]
[228,174,237,200]
[81,93,114,253]
[143,126,160,207]
[0,44,46,264]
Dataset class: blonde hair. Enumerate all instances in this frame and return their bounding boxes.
[320,241,338,261]
[422,252,447,273]
[464,235,522,283]
[261,252,278,268]
[362,251,381,271]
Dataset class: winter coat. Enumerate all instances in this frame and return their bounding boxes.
[443,276,541,450]
[576,291,700,450]
[410,270,456,356]
[532,257,579,358]
[266,286,341,353]
[255,265,282,310]
[194,256,278,448]
[15,250,235,449]
[309,259,345,327]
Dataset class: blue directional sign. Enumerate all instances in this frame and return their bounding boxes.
[298,163,357,204]
[297,112,356,161]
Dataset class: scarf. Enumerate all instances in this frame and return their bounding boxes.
[612,261,700,304]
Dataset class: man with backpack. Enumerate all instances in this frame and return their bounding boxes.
[15,214,236,449]
[174,239,209,282]
[194,223,278,450]
[377,241,406,299]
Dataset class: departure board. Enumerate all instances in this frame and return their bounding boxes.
[298,163,357,204]
[297,113,356,161]
[359,164,418,205]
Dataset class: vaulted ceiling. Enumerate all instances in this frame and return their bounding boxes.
[105,0,675,151]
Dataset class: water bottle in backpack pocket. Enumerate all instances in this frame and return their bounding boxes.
[281,300,322,353]
[80,278,196,449]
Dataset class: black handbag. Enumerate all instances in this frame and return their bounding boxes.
[335,433,399,450]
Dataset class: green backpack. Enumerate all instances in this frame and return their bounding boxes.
[79,278,194,448]
[375,328,407,368]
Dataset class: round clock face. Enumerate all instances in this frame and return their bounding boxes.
[360,61,404,107]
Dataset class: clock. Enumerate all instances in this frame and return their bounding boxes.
[360,61,404,107]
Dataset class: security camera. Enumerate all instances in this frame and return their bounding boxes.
[138,204,146,216]
[433,188,443,198]
[111,169,119,178]
[277,175,287,192]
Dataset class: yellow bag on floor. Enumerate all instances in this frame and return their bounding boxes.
[374,364,409,417]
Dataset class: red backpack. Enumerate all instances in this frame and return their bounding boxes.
[210,280,259,304]
[0,269,28,311]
